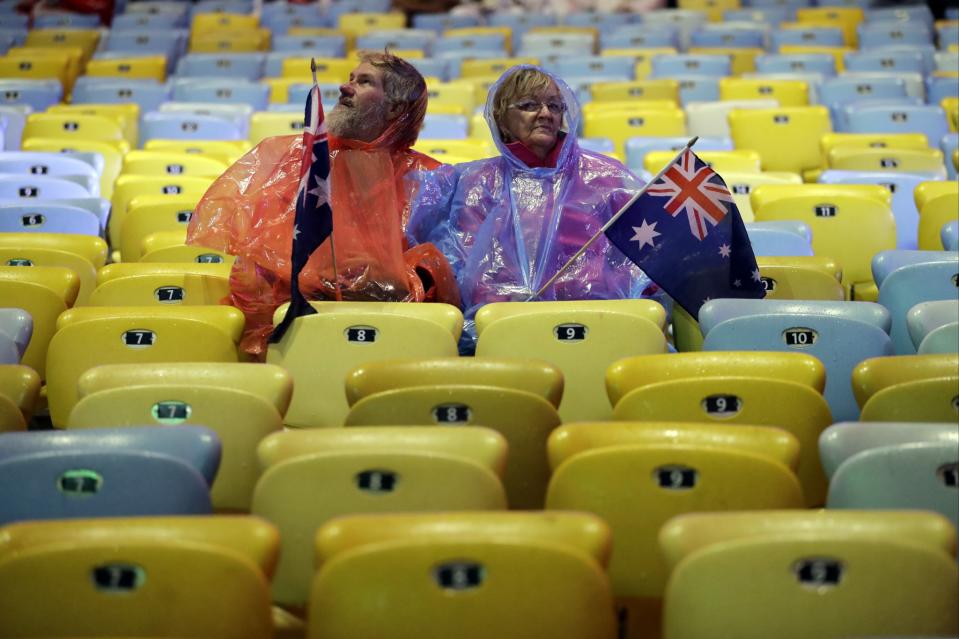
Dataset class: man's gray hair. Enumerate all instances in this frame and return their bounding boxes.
[357,50,426,112]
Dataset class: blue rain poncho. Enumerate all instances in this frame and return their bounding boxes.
[406,65,655,353]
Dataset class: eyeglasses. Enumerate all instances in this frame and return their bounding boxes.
[509,99,566,115]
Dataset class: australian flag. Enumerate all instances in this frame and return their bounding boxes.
[269,61,333,343]
[605,147,765,319]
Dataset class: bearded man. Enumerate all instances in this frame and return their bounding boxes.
[187,52,459,359]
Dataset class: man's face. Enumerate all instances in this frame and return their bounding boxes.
[327,61,392,142]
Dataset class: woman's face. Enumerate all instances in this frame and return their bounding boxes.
[501,80,565,160]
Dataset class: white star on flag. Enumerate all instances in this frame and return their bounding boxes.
[751,269,762,282]
[630,219,661,249]
[718,243,731,258]
[292,224,300,240]
[733,279,742,288]
[307,173,328,204]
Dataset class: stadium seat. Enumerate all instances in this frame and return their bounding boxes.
[728,106,832,174]
[745,220,815,257]
[650,53,732,78]
[719,77,809,106]
[109,174,214,249]
[475,300,667,422]
[582,107,686,155]
[0,308,30,366]
[0,151,100,196]
[0,362,39,428]
[752,183,895,297]
[346,385,560,509]
[820,420,958,478]
[252,427,507,610]
[828,441,959,532]
[266,301,462,427]
[0,242,99,307]
[140,111,245,144]
[0,515,275,638]
[755,52,837,76]
[0,173,92,199]
[700,298,894,422]
[914,180,959,250]
[859,375,959,422]
[843,103,950,147]
[308,511,616,639]
[719,172,803,222]
[684,99,777,139]
[0,426,219,524]
[45,305,243,426]
[546,421,803,639]
[874,252,959,354]
[660,510,959,639]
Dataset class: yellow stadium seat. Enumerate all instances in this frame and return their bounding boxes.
[87,272,230,307]
[247,112,306,144]
[0,232,107,270]
[308,512,616,639]
[45,305,244,426]
[778,44,854,72]
[96,261,233,287]
[21,137,125,200]
[412,138,496,161]
[752,184,894,295]
[728,106,832,174]
[139,244,235,265]
[23,113,125,147]
[0,516,277,639]
[583,108,686,155]
[189,29,270,53]
[121,150,227,178]
[69,383,283,511]
[47,103,139,149]
[252,427,508,610]
[678,0,741,22]
[719,77,809,106]
[425,80,479,114]
[942,96,959,132]
[914,180,959,250]
[0,266,79,380]
[820,132,932,167]
[280,56,353,81]
[0,394,25,432]
[25,28,101,59]
[119,197,199,263]
[851,353,958,408]
[827,147,946,174]
[266,301,462,427]
[689,47,763,75]
[608,355,831,505]
[0,246,96,307]
[860,377,959,422]
[139,232,189,256]
[546,421,803,639]
[644,149,762,174]
[307,512,616,639]
[474,300,667,422]
[795,7,864,46]
[345,385,561,509]
[109,174,214,249]
[590,79,680,104]
[0,364,41,426]
[1,48,79,89]
[662,516,958,639]
[144,138,249,163]
[338,12,405,37]
[85,55,167,82]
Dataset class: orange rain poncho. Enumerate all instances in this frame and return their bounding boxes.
[187,95,460,359]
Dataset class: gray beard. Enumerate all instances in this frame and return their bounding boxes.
[327,99,389,142]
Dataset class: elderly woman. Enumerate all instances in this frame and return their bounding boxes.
[406,65,656,353]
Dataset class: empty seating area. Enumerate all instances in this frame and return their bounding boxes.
[1,0,958,637]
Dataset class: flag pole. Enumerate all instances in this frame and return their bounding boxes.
[313,57,343,302]
[525,135,699,301]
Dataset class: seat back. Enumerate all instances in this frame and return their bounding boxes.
[251,427,507,608]
[0,307,31,365]
[860,377,959,422]
[346,385,560,509]
[819,421,959,478]
[700,298,894,421]
[475,300,667,422]
[45,306,243,426]
[88,272,230,307]
[0,364,39,428]
[877,258,959,354]
[916,180,959,250]
[728,106,832,174]
[0,202,101,236]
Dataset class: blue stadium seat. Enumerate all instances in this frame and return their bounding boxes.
[725,7,794,25]
[170,79,269,111]
[771,26,844,49]
[744,221,814,257]
[819,75,909,120]
[700,299,894,422]
[907,300,959,352]
[836,97,927,131]
[272,35,346,56]
[942,220,959,251]
[642,9,709,49]
[141,112,244,143]
[675,76,721,104]
[0,175,93,199]
[174,54,265,82]
[71,78,170,115]
[625,136,732,176]
[0,307,31,364]
[755,53,837,76]
[356,29,436,55]
[260,12,329,34]
[819,421,957,479]
[112,11,186,30]
[927,75,959,106]
[0,426,219,524]
[937,22,959,50]
[0,151,100,196]
[102,30,185,57]
[600,26,679,50]
[818,171,931,250]
[554,56,635,83]
[844,49,927,75]
[858,23,933,48]
[0,202,101,236]
[866,5,934,27]
[844,104,951,146]
[577,137,615,155]
[520,33,593,58]
[0,105,27,151]
[433,34,508,58]
[409,58,452,82]
[156,102,252,137]
[419,114,469,140]
[873,253,959,354]
[34,12,101,27]
[0,79,62,112]
[564,11,633,33]
[651,54,732,78]
[412,13,481,32]
[487,13,557,50]
[690,25,767,49]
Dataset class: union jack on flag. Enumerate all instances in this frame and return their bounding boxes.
[605,146,764,319]
[646,148,735,241]
[270,60,334,343]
